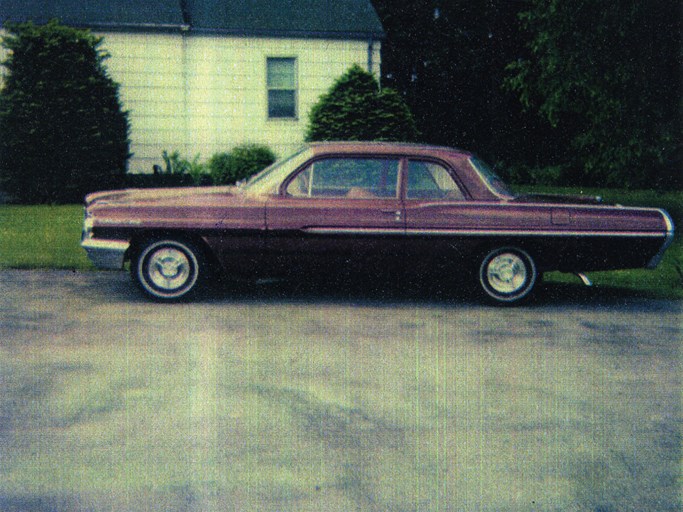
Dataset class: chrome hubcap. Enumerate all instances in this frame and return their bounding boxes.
[486,253,527,294]
[147,248,191,290]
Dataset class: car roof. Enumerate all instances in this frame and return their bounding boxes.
[307,141,472,159]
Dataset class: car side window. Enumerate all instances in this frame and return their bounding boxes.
[406,160,465,200]
[286,158,400,198]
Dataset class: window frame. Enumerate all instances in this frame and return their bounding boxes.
[266,57,298,120]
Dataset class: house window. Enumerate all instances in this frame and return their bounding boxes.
[267,58,297,119]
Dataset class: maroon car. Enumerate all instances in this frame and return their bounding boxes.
[82,142,674,304]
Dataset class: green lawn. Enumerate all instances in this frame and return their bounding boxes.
[0,204,93,270]
[0,188,681,298]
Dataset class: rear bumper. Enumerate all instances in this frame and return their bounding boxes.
[646,209,675,269]
[81,239,130,270]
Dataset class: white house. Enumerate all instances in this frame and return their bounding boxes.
[1,0,384,172]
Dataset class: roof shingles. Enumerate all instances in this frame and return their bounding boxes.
[1,0,383,38]
[2,0,184,29]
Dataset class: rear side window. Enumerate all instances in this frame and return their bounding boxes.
[406,160,465,200]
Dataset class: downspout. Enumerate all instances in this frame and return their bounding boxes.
[367,39,374,78]
[180,0,192,27]
[180,0,191,157]
[181,29,190,157]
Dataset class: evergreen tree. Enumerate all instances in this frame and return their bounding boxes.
[306,65,419,142]
[0,20,130,203]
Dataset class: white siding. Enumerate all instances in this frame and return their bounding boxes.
[99,32,381,173]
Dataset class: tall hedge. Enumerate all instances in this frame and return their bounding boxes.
[305,65,419,143]
[0,20,130,203]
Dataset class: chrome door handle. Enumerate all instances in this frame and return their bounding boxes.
[381,209,402,222]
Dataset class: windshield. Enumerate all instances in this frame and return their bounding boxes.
[241,146,311,195]
[468,157,514,198]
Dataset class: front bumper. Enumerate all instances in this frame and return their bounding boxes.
[81,239,130,269]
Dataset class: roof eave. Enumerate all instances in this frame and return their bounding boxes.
[86,22,190,33]
[187,27,384,40]
[13,22,385,40]
[0,18,190,34]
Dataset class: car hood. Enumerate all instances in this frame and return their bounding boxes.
[84,186,240,208]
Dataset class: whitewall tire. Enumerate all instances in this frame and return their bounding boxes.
[133,239,204,300]
[479,247,537,305]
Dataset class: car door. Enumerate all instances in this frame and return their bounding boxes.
[401,158,475,262]
[265,156,405,267]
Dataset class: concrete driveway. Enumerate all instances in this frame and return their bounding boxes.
[0,270,680,511]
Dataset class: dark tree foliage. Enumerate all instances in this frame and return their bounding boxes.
[506,0,681,188]
[371,1,559,169]
[0,20,130,203]
[371,0,681,188]
[305,64,419,142]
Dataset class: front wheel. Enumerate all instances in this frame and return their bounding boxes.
[132,239,205,301]
[478,247,537,305]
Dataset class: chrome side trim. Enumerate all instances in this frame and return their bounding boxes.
[303,227,666,238]
[646,209,675,269]
[404,229,664,238]
[302,228,404,236]
[81,239,130,270]
[409,201,666,213]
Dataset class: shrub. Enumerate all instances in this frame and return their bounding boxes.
[0,20,130,203]
[159,151,210,185]
[209,144,276,185]
[127,145,276,189]
[207,153,232,184]
[305,64,419,142]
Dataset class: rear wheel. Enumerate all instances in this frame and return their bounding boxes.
[479,247,537,305]
[132,239,205,301]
